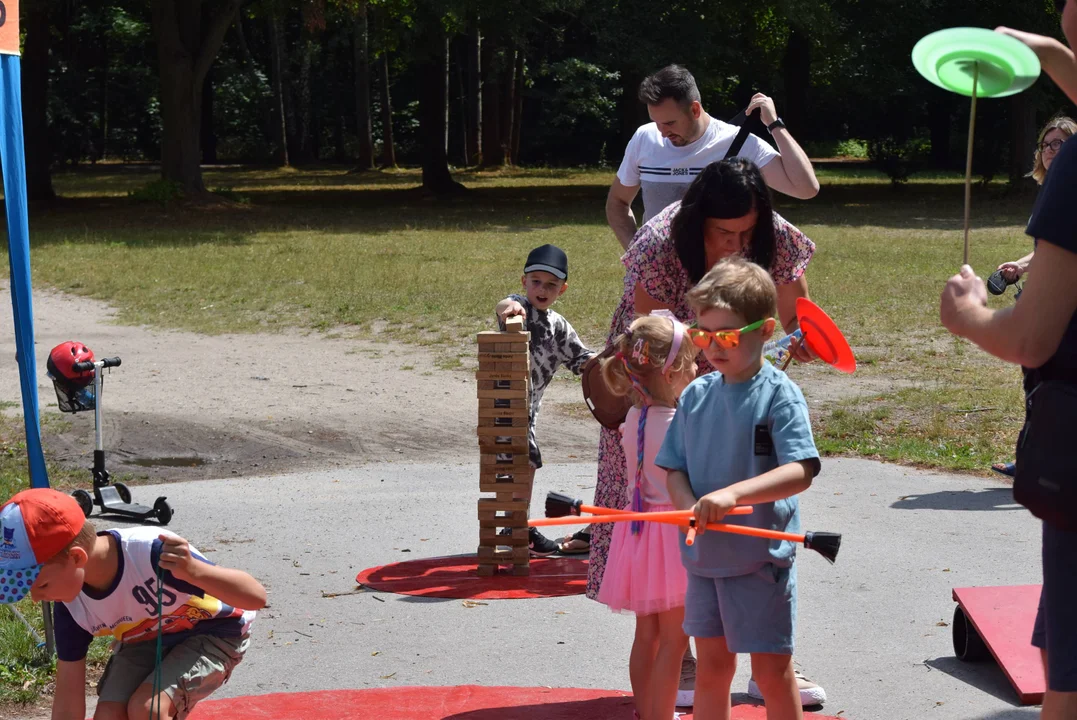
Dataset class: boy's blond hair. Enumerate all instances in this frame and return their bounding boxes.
[46,519,96,564]
[686,257,777,324]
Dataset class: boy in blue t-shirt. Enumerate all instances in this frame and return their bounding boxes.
[656,257,820,719]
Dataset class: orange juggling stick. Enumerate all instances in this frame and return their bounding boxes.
[539,492,842,563]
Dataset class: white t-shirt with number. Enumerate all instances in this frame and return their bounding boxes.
[54,527,256,661]
[616,117,778,223]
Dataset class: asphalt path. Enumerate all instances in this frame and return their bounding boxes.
[92,457,1042,720]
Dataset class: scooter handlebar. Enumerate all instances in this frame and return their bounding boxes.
[72,361,94,372]
[101,357,122,369]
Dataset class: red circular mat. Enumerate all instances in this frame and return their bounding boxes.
[185,687,844,719]
[355,554,588,599]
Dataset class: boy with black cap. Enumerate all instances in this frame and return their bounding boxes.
[0,488,266,720]
[496,244,595,556]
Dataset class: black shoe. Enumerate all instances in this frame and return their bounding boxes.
[528,527,560,557]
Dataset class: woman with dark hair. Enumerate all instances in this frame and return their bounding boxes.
[570,158,825,708]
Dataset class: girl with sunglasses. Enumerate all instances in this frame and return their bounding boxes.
[596,311,700,720]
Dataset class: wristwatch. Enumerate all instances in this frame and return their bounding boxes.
[767,117,786,133]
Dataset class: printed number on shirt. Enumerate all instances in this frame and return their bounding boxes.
[132,576,178,614]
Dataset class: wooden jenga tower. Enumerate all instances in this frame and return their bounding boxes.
[475,315,533,577]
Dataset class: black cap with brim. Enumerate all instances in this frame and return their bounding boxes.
[524,244,568,280]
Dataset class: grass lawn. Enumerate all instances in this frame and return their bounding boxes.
[10,163,1035,474]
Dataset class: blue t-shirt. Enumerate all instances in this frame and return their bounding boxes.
[1025,137,1077,383]
[655,362,820,578]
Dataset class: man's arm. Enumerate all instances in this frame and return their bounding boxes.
[942,242,1077,367]
[607,178,641,251]
[996,28,1077,103]
[51,658,86,720]
[746,93,819,200]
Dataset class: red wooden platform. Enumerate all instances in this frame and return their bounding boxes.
[952,585,1045,705]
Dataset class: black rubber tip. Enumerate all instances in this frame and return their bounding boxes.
[545,492,582,518]
[804,531,841,564]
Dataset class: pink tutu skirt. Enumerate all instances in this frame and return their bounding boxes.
[596,503,687,616]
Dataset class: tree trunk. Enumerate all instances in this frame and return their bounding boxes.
[781,29,811,141]
[510,51,524,166]
[353,2,374,170]
[616,68,644,155]
[466,26,481,165]
[444,39,451,157]
[418,35,464,194]
[268,13,290,166]
[293,31,315,164]
[499,48,515,164]
[928,89,952,170]
[201,63,218,164]
[23,1,55,204]
[480,41,503,167]
[151,0,241,194]
[1009,94,1036,183]
[378,54,396,168]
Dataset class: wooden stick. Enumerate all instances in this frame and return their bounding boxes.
[963,62,979,266]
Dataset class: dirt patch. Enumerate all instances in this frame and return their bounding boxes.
[0,284,599,486]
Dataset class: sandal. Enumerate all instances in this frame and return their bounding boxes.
[558,530,591,554]
[992,461,1016,478]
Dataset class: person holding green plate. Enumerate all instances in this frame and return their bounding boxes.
[941,3,1077,718]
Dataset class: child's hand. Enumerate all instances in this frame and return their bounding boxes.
[692,489,738,535]
[157,534,202,584]
[497,300,526,323]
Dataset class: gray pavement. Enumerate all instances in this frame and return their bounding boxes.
[99,457,1042,720]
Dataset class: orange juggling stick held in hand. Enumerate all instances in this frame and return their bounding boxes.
[539,492,842,564]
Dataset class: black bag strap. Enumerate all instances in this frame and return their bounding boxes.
[724,108,760,160]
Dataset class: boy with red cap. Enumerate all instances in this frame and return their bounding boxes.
[0,488,266,720]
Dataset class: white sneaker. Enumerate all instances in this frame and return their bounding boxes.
[746,669,827,707]
[675,652,696,707]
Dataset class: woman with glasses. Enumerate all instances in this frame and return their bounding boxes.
[581,157,829,709]
[991,115,1075,478]
[996,116,1076,284]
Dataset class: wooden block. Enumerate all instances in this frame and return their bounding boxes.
[480,527,528,545]
[477,388,528,400]
[478,437,529,454]
[477,379,528,391]
[480,452,531,467]
[511,564,530,576]
[478,498,528,513]
[477,352,528,363]
[476,564,495,577]
[504,316,526,333]
[478,397,528,410]
[476,425,528,437]
[478,361,530,373]
[477,330,529,344]
[477,546,530,562]
[477,413,529,426]
[475,371,530,381]
[478,469,534,485]
[478,509,527,527]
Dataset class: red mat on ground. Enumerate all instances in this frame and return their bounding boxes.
[953,585,1045,705]
[185,687,845,719]
[356,554,588,599]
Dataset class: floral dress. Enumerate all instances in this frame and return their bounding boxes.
[586,200,816,600]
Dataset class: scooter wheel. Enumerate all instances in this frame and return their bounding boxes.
[953,605,989,661]
[72,490,93,518]
[154,498,173,526]
[113,482,132,504]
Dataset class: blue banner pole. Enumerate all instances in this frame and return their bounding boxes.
[0,53,50,489]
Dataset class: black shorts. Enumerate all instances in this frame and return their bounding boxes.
[1031,521,1077,692]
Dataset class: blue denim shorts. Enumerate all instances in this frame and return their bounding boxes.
[682,563,796,655]
[1031,521,1077,692]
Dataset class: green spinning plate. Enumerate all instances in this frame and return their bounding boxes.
[913,27,1040,97]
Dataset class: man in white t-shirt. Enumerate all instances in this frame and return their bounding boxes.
[607,64,820,249]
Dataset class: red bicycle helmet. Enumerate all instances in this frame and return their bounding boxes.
[47,341,95,387]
